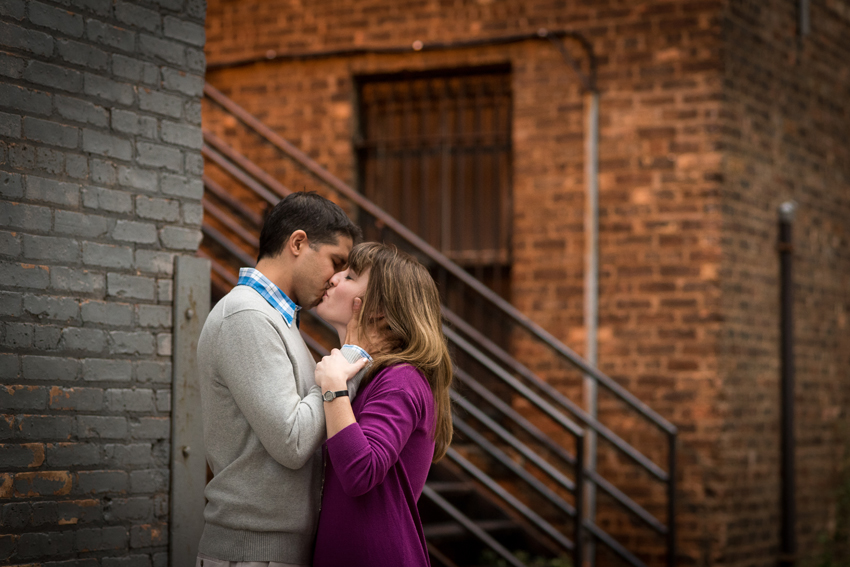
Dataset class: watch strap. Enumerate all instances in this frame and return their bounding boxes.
[323,389,350,402]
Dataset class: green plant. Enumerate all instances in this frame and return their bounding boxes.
[808,458,850,567]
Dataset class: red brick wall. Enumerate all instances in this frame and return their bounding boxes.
[202,0,850,565]
[717,0,850,563]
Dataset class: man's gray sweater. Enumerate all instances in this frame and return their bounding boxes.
[196,285,325,564]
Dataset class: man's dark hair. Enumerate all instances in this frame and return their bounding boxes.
[257,192,361,261]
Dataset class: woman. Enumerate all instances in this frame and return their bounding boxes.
[311,242,453,567]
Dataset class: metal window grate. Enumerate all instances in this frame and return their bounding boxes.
[356,67,513,284]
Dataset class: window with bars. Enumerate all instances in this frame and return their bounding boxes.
[355,66,513,298]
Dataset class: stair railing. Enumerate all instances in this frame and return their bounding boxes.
[201,82,679,567]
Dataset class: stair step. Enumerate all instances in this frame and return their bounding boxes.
[425,481,475,494]
[427,543,462,567]
[424,519,517,539]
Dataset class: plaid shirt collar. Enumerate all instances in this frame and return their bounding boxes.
[237,267,301,327]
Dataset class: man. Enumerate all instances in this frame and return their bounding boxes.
[196,192,368,567]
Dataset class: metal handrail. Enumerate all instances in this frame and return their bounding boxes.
[203,175,264,227]
[200,171,662,567]
[446,447,575,553]
[202,144,281,205]
[203,198,259,248]
[451,418,576,520]
[445,306,669,481]
[455,366,667,535]
[200,88,678,566]
[204,130,294,199]
[201,222,255,267]
[203,82,676,435]
[450,418,646,567]
[453,390,577,493]
[198,249,237,286]
[422,485,528,567]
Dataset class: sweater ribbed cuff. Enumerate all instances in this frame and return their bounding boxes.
[340,345,370,400]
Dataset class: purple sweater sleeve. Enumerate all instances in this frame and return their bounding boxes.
[325,370,424,497]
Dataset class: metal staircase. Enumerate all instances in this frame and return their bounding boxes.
[200,82,678,567]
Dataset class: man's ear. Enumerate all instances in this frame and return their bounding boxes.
[289,230,308,256]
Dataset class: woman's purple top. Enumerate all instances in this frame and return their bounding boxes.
[313,364,435,567]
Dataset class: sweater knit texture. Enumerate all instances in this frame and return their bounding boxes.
[313,364,435,567]
[197,285,325,564]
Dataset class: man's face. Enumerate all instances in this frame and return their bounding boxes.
[290,235,353,309]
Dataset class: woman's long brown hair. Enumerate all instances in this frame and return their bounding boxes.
[348,242,453,462]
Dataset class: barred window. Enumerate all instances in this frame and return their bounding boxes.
[355,66,512,298]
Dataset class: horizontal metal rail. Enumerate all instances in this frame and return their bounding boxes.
[204,81,677,438]
[201,222,255,267]
[204,130,293,199]
[452,417,576,519]
[584,520,648,567]
[454,367,667,535]
[445,306,670,481]
[203,222,665,566]
[203,198,259,249]
[301,331,330,359]
[455,393,647,567]
[452,391,577,493]
[421,485,527,567]
[457,367,579,467]
[198,250,237,286]
[447,329,586,442]
[200,155,672,559]
[199,97,677,566]
[201,184,670,547]
[203,175,264,227]
[446,447,575,553]
[202,144,280,205]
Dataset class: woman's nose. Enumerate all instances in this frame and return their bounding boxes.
[329,272,343,286]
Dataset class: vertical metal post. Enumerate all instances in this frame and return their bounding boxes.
[170,255,211,567]
[798,0,811,36]
[778,201,797,567]
[667,433,677,567]
[583,89,600,567]
[574,433,585,567]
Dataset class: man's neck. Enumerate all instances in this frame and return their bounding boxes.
[255,258,296,304]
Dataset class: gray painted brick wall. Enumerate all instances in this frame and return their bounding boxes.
[0,0,206,564]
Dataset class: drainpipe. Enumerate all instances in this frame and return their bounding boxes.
[541,30,599,563]
[583,89,599,567]
[544,31,600,565]
[778,200,797,567]
[545,31,600,565]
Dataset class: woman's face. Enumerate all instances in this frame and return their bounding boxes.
[315,267,370,327]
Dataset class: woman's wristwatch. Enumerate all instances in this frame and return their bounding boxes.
[322,390,350,402]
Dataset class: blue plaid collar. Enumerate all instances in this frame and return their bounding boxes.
[237,267,300,327]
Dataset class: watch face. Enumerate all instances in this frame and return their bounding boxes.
[323,390,334,402]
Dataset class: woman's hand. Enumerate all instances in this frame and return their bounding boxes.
[315,348,368,392]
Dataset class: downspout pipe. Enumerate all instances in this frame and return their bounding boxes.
[778,200,797,567]
[582,88,600,566]
[545,31,600,566]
